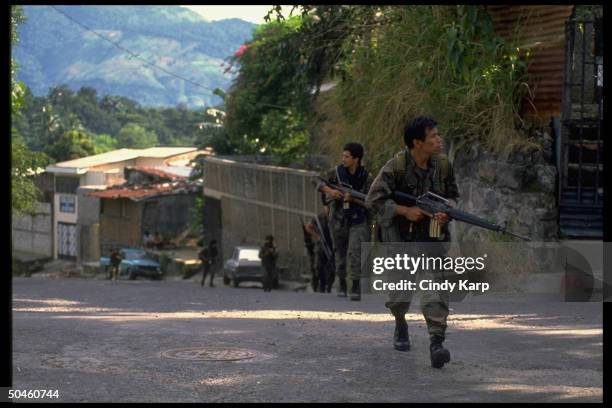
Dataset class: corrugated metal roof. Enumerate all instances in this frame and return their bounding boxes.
[486,5,574,119]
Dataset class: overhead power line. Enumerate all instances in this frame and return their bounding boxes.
[50,5,218,93]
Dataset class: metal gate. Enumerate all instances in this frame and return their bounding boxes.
[58,222,77,259]
[559,15,603,238]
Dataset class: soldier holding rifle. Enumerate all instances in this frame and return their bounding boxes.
[316,143,373,301]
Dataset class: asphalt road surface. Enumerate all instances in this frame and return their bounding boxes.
[11,276,603,403]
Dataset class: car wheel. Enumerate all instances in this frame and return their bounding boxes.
[273,278,279,289]
[128,268,136,280]
[223,274,231,285]
[232,278,239,288]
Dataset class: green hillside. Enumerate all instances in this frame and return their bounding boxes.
[12,5,255,108]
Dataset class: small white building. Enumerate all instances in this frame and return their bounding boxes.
[45,147,203,261]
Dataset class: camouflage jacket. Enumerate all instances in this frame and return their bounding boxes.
[365,148,459,242]
[316,165,373,227]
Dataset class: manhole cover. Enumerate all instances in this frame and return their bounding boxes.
[161,347,260,362]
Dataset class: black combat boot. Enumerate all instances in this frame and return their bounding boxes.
[337,278,347,297]
[350,279,361,301]
[393,315,410,351]
[430,336,451,368]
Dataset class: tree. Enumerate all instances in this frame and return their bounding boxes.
[224,16,313,164]
[44,129,97,162]
[115,123,158,148]
[92,133,118,154]
[11,5,50,216]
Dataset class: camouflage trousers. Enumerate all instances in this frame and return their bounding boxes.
[385,260,450,341]
[331,221,369,282]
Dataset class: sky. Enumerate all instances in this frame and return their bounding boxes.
[181,5,296,24]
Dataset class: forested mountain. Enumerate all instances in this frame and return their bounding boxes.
[12,5,255,108]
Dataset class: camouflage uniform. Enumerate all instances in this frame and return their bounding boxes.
[317,165,373,286]
[365,148,459,341]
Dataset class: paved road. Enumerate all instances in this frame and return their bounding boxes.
[11,277,603,402]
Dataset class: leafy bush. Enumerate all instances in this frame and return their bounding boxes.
[314,6,536,171]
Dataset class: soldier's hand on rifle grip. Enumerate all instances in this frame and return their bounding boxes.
[343,192,353,202]
[321,185,344,200]
[434,212,450,225]
[397,205,426,222]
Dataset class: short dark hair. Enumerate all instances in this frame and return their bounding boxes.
[343,142,364,161]
[265,235,274,241]
[403,116,438,149]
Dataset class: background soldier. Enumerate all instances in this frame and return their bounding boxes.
[366,116,459,368]
[199,240,218,287]
[305,205,335,293]
[110,248,122,281]
[316,143,372,301]
[259,235,278,292]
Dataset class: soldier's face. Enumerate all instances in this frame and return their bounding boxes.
[342,151,359,168]
[415,127,443,155]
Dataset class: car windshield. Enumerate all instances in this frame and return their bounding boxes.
[238,249,260,261]
[123,250,147,260]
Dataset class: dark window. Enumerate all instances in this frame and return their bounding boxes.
[55,176,80,194]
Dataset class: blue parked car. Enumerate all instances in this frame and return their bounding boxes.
[100,248,163,280]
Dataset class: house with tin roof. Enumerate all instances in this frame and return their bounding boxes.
[45,147,212,262]
[87,166,203,257]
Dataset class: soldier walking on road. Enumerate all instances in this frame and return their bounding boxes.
[316,143,372,301]
[110,248,122,281]
[259,235,278,292]
[199,240,218,287]
[366,116,459,368]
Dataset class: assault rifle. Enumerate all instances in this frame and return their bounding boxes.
[312,215,334,263]
[315,176,531,241]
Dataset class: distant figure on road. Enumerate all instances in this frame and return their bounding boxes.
[110,248,122,281]
[143,231,153,249]
[259,235,278,292]
[152,231,163,250]
[199,240,219,287]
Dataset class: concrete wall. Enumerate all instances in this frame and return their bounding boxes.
[89,159,137,173]
[77,186,102,263]
[12,202,53,258]
[453,135,558,242]
[202,197,223,261]
[84,171,106,186]
[203,157,323,281]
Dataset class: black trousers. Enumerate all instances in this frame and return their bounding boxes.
[263,265,275,291]
[201,263,214,286]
